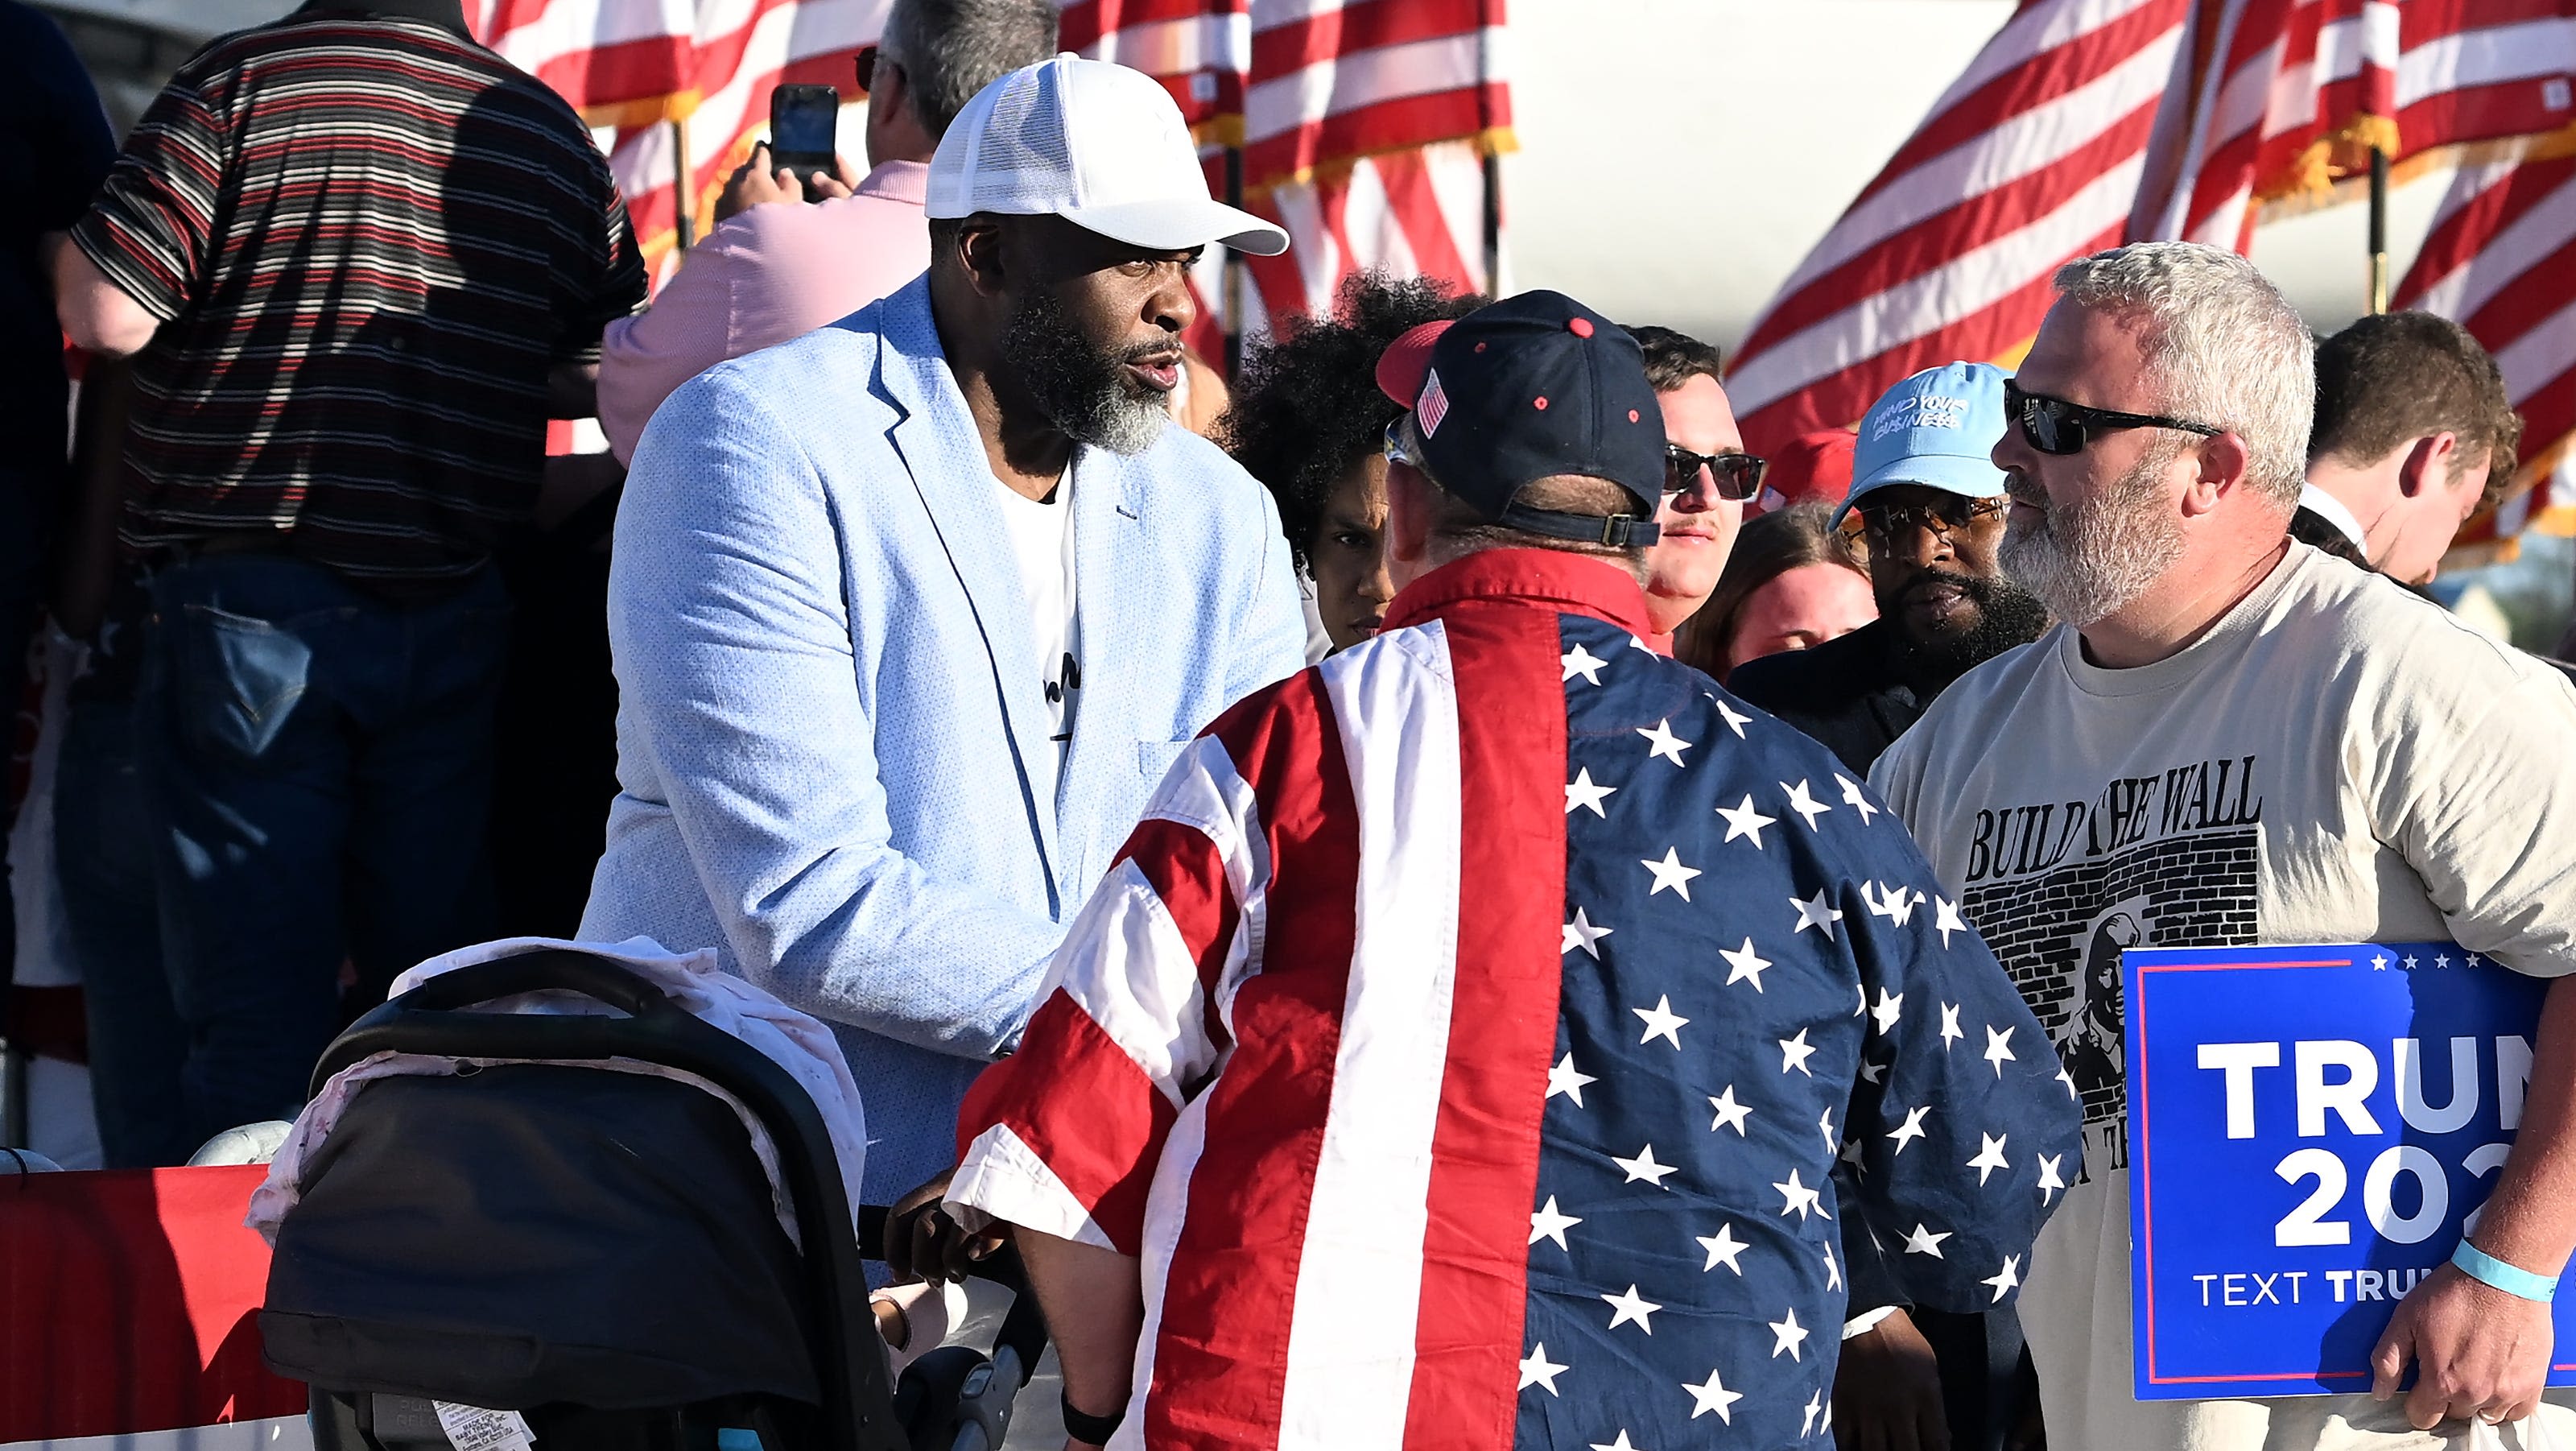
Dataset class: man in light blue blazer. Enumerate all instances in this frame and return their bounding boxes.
[582,55,1306,1201]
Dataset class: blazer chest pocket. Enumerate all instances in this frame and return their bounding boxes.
[1137,737,1192,781]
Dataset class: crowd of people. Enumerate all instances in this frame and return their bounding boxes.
[10,0,2576,1448]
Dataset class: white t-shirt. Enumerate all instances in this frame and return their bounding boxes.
[1871,544,2576,1451]
[995,461,1079,807]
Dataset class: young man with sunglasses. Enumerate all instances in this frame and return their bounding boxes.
[595,0,1059,464]
[1728,362,2047,779]
[1872,242,2576,1450]
[1622,325,1766,651]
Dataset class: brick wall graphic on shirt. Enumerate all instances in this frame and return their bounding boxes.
[1955,754,2264,1174]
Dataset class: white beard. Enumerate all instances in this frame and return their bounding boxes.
[1999,440,2187,626]
[1081,396,1170,457]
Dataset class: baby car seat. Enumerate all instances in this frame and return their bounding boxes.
[261,949,908,1451]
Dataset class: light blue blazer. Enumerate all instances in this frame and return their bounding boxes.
[580,275,1307,1200]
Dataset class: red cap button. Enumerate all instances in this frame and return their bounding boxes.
[1567,317,1595,337]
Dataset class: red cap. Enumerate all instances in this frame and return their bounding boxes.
[1760,428,1858,510]
[1374,320,1455,408]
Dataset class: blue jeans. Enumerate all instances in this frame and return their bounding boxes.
[140,555,509,1145]
[56,684,193,1167]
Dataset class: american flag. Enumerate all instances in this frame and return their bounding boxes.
[1234,139,1496,333]
[2394,145,2576,546]
[469,0,695,125]
[1058,0,1507,349]
[2131,0,2576,250]
[470,0,886,278]
[1725,0,2194,453]
[1728,0,2576,461]
[1059,0,1247,135]
[949,552,2080,1447]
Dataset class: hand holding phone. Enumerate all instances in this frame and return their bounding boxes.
[767,83,843,200]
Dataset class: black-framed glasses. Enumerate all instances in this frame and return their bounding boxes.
[855,44,882,94]
[1666,444,1767,502]
[2004,379,2222,456]
[1839,494,2009,543]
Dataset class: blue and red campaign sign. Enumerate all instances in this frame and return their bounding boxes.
[2123,941,2576,1400]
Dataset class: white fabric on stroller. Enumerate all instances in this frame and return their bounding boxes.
[247,936,869,1248]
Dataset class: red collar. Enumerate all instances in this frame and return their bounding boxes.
[1381,549,1657,639]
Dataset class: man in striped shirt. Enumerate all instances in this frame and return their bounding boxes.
[947,291,2079,1449]
[48,0,644,1151]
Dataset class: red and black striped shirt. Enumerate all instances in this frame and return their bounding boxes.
[72,6,646,585]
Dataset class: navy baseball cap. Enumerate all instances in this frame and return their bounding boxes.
[1833,362,2013,527]
[1373,290,1667,547]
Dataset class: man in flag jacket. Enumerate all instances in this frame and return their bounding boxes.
[947,291,2082,1449]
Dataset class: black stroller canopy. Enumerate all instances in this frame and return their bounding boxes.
[260,949,909,1451]
[264,1065,817,1409]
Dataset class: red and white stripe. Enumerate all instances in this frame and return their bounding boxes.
[468,0,696,123]
[2132,0,2576,250]
[610,1,882,277]
[1058,0,1250,135]
[1233,0,1505,334]
[952,606,1567,1447]
[1233,137,1493,332]
[1238,0,1508,192]
[1063,0,1504,347]
[1728,0,2192,452]
[470,2,883,278]
[2394,147,2576,541]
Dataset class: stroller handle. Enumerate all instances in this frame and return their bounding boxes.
[363,952,687,1020]
[310,949,907,1451]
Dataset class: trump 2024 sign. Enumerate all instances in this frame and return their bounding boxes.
[2123,942,2576,1399]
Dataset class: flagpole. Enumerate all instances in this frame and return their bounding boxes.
[671,118,696,252]
[2367,141,2389,314]
[1223,144,1246,376]
[1481,151,1502,297]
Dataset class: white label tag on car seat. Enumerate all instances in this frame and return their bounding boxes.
[432,1402,535,1451]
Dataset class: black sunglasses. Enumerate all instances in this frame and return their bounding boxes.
[855,44,883,94]
[1839,494,2008,542]
[1666,444,1768,502]
[2004,379,2222,457]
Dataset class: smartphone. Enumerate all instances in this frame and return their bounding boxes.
[767,84,842,198]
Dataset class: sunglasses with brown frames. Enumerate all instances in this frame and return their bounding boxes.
[1838,494,2009,542]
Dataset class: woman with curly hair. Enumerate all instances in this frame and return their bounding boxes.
[1220,272,1481,656]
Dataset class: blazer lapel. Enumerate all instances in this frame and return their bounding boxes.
[875,284,1066,901]
[1056,447,1157,892]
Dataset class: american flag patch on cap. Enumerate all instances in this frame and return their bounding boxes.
[1418,370,1451,436]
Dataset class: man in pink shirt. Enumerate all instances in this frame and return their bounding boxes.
[597,0,1059,463]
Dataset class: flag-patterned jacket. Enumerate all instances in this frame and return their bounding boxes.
[949,548,2082,1449]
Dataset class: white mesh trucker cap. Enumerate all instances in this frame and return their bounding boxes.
[927,53,1290,257]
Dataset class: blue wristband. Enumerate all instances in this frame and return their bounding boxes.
[2451,1241,2560,1303]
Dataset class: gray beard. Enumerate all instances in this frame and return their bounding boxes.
[1059,383,1168,458]
[1002,287,1170,458]
[1999,439,2187,626]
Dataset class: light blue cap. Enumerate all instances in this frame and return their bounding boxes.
[1833,361,2012,527]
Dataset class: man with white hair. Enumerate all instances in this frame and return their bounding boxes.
[1872,241,2576,1449]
